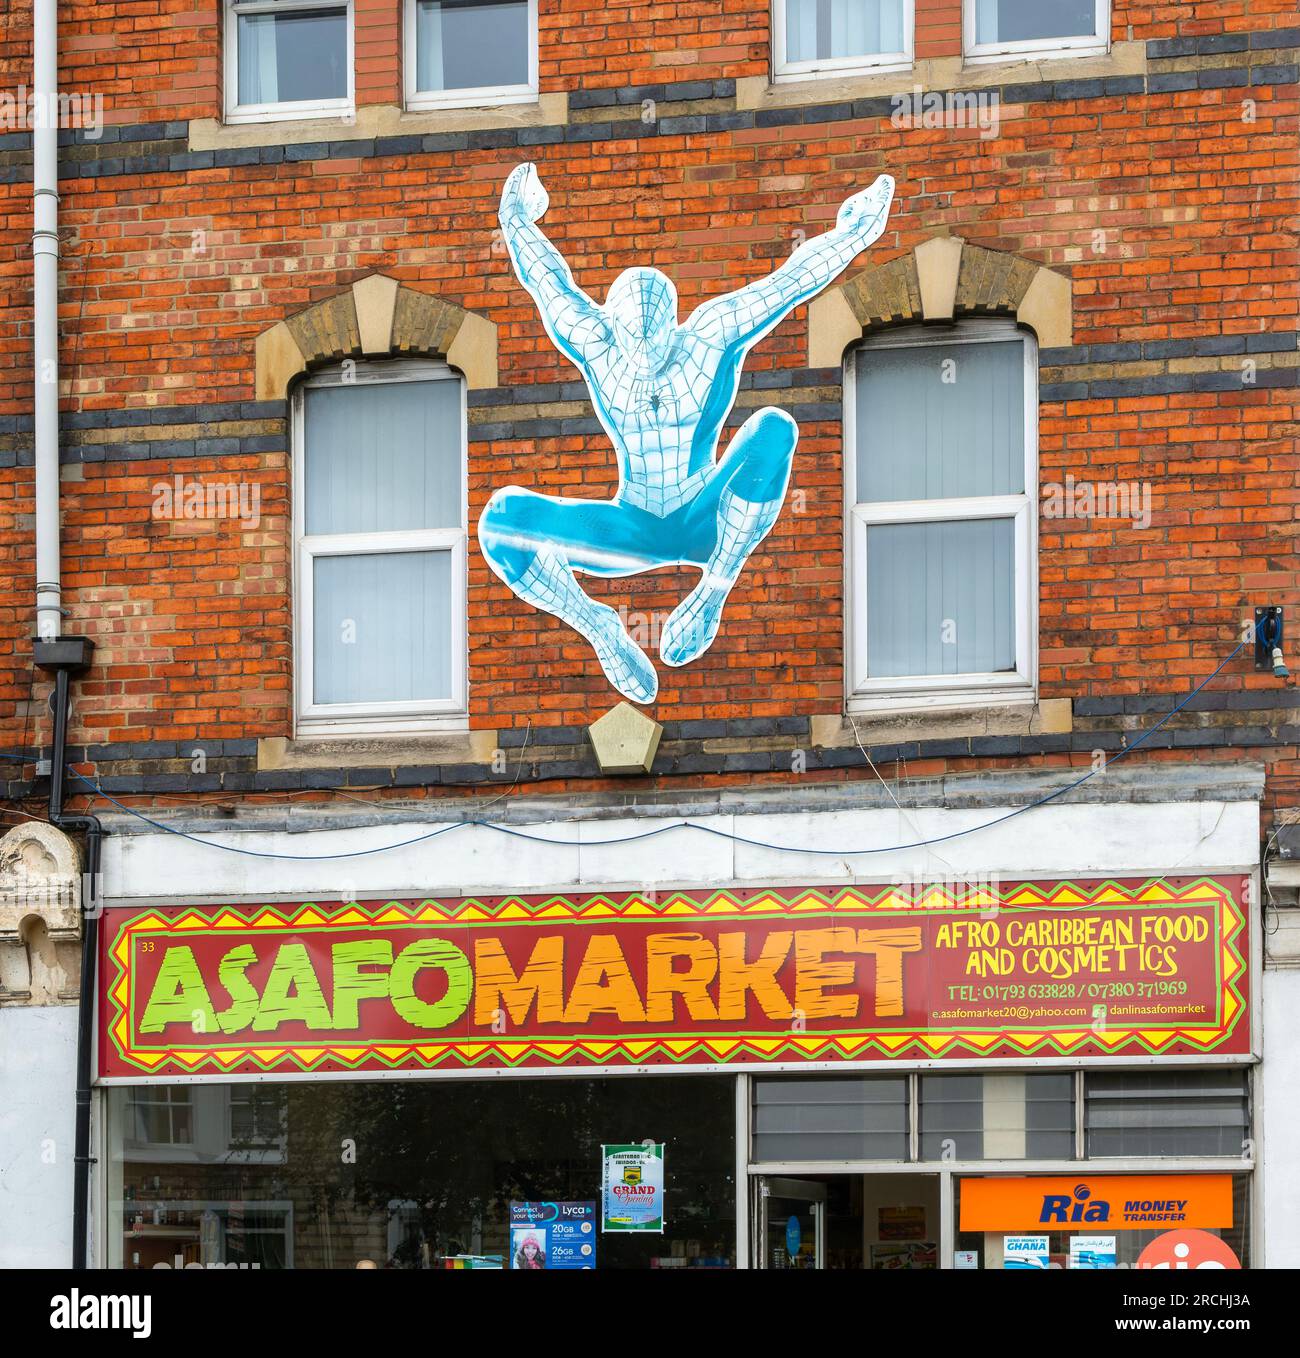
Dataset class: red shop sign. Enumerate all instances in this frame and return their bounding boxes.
[98,876,1250,1080]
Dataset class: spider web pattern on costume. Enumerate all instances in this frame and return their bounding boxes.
[481,167,896,701]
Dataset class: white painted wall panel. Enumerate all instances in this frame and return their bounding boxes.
[0,1005,77,1268]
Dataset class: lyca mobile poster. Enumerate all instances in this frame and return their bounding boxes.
[510,1202,596,1269]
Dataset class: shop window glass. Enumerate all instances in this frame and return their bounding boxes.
[1084,1070,1250,1157]
[953,1173,1252,1270]
[125,1088,194,1149]
[920,1073,1074,1161]
[752,1077,909,1162]
[108,1076,736,1270]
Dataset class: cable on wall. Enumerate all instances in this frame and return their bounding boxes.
[57,637,1249,864]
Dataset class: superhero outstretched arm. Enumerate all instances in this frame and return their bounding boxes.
[499,163,613,366]
[687,174,896,351]
[500,164,895,362]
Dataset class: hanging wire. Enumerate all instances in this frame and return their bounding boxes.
[50,636,1248,863]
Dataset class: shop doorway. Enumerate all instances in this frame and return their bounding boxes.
[759,1178,826,1269]
[755,1174,940,1269]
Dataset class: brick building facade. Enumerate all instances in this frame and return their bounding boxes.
[0,0,1296,1272]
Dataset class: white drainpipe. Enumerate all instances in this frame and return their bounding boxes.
[33,0,61,641]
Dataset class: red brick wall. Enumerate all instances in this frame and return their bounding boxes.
[915,0,962,58]
[0,0,1295,815]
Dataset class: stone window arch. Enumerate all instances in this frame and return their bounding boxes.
[808,237,1072,365]
[254,273,498,400]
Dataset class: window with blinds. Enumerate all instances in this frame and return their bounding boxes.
[1084,1070,1251,1158]
[295,363,468,732]
[225,1,353,125]
[406,0,538,110]
[773,1,913,79]
[964,0,1109,63]
[919,1073,1075,1161]
[752,1077,909,1162]
[846,320,1036,709]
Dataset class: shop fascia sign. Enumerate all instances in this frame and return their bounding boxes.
[961,1176,1235,1233]
[98,876,1249,1080]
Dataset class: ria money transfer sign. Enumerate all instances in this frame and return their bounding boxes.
[98,876,1250,1080]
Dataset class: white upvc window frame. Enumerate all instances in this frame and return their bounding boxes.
[293,360,469,737]
[403,0,540,112]
[962,0,1110,65]
[224,0,355,126]
[772,0,914,83]
[844,320,1038,715]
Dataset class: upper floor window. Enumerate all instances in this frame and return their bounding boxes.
[228,1086,289,1152]
[124,1088,194,1150]
[773,0,913,81]
[845,321,1037,712]
[294,362,468,734]
[225,0,354,124]
[405,0,539,110]
[963,0,1109,63]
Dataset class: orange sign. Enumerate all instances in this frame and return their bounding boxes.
[960,1176,1233,1232]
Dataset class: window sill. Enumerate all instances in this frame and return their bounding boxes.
[259,730,498,773]
[191,92,569,152]
[735,39,1144,112]
[224,101,355,127]
[963,42,1110,68]
[772,57,913,85]
[405,87,539,114]
[813,697,1071,749]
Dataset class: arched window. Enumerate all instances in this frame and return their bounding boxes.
[845,318,1037,711]
[293,359,468,733]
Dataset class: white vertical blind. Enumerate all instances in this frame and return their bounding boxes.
[785,0,905,62]
[305,380,462,534]
[865,519,1015,677]
[975,0,999,45]
[313,551,453,704]
[301,372,464,713]
[855,338,1024,503]
[238,14,280,105]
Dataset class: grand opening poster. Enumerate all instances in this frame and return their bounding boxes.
[99,876,1249,1079]
[601,1144,665,1234]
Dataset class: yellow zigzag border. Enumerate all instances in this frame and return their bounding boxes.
[102,877,1248,1078]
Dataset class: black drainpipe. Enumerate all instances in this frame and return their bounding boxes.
[35,635,100,1270]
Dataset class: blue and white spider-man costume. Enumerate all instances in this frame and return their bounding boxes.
[479,162,895,704]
